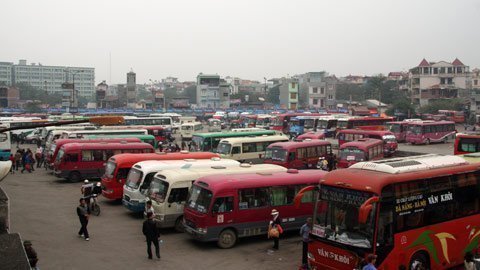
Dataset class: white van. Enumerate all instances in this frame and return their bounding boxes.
[217,135,289,163]
[180,122,203,140]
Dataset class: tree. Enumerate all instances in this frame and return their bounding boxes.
[419,99,465,114]
[184,85,196,104]
[24,102,42,113]
[386,95,415,117]
[266,85,280,104]
[336,83,364,101]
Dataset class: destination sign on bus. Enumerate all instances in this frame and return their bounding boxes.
[320,186,371,207]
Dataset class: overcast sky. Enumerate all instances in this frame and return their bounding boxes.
[2,0,480,84]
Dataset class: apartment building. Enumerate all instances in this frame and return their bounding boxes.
[470,68,480,114]
[196,74,225,108]
[279,78,299,110]
[298,72,337,110]
[408,58,469,106]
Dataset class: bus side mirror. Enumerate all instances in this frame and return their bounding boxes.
[358,196,379,224]
[294,185,317,209]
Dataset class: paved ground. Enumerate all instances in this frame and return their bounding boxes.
[2,137,455,270]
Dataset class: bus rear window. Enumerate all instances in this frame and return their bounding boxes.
[339,148,365,162]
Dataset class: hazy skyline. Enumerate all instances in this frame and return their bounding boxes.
[2,0,480,84]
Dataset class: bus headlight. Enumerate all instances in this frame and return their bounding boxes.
[197,227,208,234]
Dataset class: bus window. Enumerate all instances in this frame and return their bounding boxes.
[231,146,240,154]
[117,168,129,180]
[454,173,479,217]
[297,148,307,159]
[307,147,316,158]
[256,142,266,152]
[93,150,104,161]
[288,152,295,161]
[212,197,234,213]
[239,188,269,209]
[425,176,454,224]
[82,150,94,161]
[65,154,78,162]
[168,188,189,204]
[270,186,296,206]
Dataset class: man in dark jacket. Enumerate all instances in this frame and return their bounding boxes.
[142,212,160,259]
[77,198,90,241]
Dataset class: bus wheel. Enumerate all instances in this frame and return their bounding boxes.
[174,217,184,233]
[217,229,237,249]
[68,171,81,183]
[409,252,430,270]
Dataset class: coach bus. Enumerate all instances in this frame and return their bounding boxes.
[338,138,384,168]
[54,142,154,182]
[184,169,328,248]
[47,137,142,169]
[190,130,278,152]
[288,116,321,136]
[122,158,240,213]
[264,140,332,169]
[337,129,398,156]
[438,110,465,123]
[217,135,289,163]
[123,116,173,129]
[386,121,410,142]
[147,164,286,231]
[61,129,148,139]
[406,121,456,145]
[294,154,480,270]
[453,132,480,155]
[339,117,394,131]
[271,113,325,134]
[101,152,219,200]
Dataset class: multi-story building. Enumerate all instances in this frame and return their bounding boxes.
[408,58,469,106]
[126,70,136,107]
[0,86,20,108]
[0,59,95,98]
[196,74,223,108]
[470,68,480,114]
[96,81,108,108]
[298,72,337,110]
[279,78,299,110]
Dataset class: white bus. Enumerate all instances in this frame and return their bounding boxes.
[123,116,172,130]
[61,129,148,139]
[217,135,289,163]
[122,158,240,213]
[0,117,45,141]
[147,163,287,231]
[0,125,11,161]
[44,126,96,150]
[180,122,203,140]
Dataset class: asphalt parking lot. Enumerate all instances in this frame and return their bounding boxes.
[2,139,456,270]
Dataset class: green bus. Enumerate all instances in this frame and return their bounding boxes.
[85,134,157,148]
[191,130,279,152]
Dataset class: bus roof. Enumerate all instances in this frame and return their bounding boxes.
[86,134,155,139]
[192,130,276,138]
[267,140,331,150]
[408,120,455,126]
[194,169,327,191]
[156,164,288,184]
[324,154,475,194]
[338,129,394,136]
[52,138,141,147]
[63,129,148,135]
[219,135,288,144]
[339,138,383,150]
[455,132,480,138]
[108,152,219,166]
[60,142,154,151]
[132,158,240,172]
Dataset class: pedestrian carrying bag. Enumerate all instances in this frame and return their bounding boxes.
[268,226,279,238]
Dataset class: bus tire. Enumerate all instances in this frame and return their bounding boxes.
[68,171,81,183]
[217,228,237,249]
[174,216,184,233]
[409,251,430,270]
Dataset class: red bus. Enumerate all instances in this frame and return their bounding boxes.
[295,131,325,141]
[337,129,398,156]
[264,140,332,169]
[183,169,328,248]
[101,151,219,200]
[47,137,142,169]
[386,121,410,142]
[438,110,465,123]
[271,113,326,134]
[241,115,258,128]
[54,142,154,182]
[454,132,480,155]
[103,125,171,142]
[338,138,384,168]
[342,117,394,131]
[406,121,456,145]
[295,154,480,270]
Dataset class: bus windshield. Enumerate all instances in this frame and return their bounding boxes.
[318,120,327,129]
[188,185,213,214]
[217,143,231,155]
[339,148,365,162]
[148,178,169,203]
[315,186,374,249]
[304,119,315,129]
[337,120,348,129]
[191,136,205,151]
[182,126,193,131]
[382,135,397,142]
[125,168,143,189]
[409,125,422,135]
[265,148,287,161]
[386,123,401,133]
[104,161,116,178]
[56,149,64,162]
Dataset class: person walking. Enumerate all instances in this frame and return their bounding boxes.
[300,218,313,269]
[362,254,377,270]
[268,209,282,250]
[9,154,15,174]
[14,150,22,171]
[144,200,155,218]
[77,198,90,241]
[142,212,160,260]
[35,147,43,168]
[23,240,39,270]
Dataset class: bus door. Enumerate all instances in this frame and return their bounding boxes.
[165,182,190,223]
[236,187,271,236]
[211,195,235,229]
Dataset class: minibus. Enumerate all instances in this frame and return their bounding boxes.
[337,129,398,156]
[406,120,456,145]
[217,135,289,163]
[264,140,332,169]
[337,138,384,168]
[294,131,325,141]
[180,122,203,140]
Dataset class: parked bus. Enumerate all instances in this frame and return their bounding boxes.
[386,121,410,142]
[85,134,156,148]
[295,154,480,270]
[102,125,170,143]
[271,113,325,134]
[255,114,274,129]
[123,116,172,129]
[406,121,456,145]
[264,140,332,169]
[340,117,394,131]
[338,138,384,168]
[61,129,148,139]
[47,137,142,169]
[289,116,320,136]
[217,135,289,163]
[122,158,240,213]
[181,122,203,140]
[438,110,465,123]
[454,132,480,155]
[295,131,325,141]
[0,117,47,141]
[101,152,219,200]
[191,130,278,152]
[207,119,222,132]
[242,115,258,128]
[147,164,287,231]
[337,129,398,156]
[0,125,10,161]
[184,169,328,248]
[42,125,95,146]
[316,117,338,137]
[54,142,154,182]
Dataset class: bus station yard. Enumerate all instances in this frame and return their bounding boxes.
[2,139,458,270]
